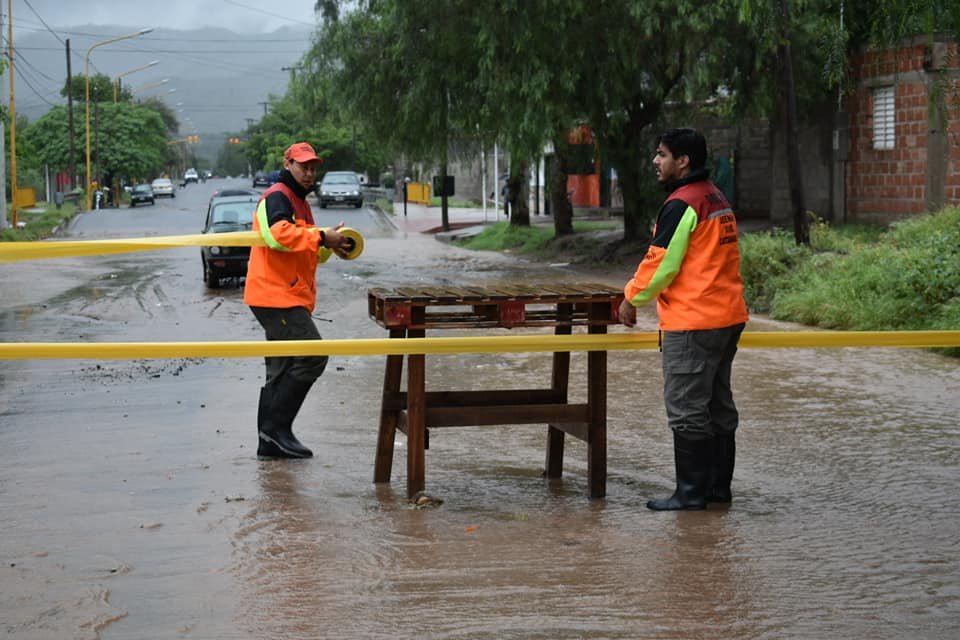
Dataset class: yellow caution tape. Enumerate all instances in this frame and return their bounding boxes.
[0,228,365,263]
[0,331,957,361]
[0,232,264,262]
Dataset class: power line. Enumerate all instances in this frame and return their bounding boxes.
[21,0,64,45]
[15,45,309,54]
[222,0,316,28]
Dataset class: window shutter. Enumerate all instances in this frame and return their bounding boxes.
[872,87,895,150]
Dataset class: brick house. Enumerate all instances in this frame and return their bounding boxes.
[845,35,960,223]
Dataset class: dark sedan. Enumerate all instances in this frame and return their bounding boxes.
[129,183,155,207]
[252,171,272,188]
[200,194,258,288]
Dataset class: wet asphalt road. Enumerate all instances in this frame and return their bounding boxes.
[1,178,958,639]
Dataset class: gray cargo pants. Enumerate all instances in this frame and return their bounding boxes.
[662,323,746,440]
[250,306,329,385]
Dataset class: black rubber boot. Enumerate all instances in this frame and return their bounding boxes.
[256,386,285,458]
[647,431,711,511]
[257,380,314,459]
[706,432,735,504]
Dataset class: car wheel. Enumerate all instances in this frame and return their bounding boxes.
[355,201,363,209]
[150,199,155,205]
[130,201,136,208]
[319,201,327,209]
[172,192,176,199]
[205,264,220,289]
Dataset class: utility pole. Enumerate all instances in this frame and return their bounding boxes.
[65,38,75,190]
[258,101,268,117]
[7,0,19,227]
[0,7,7,229]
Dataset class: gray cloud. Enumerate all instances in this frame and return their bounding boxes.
[13,0,317,34]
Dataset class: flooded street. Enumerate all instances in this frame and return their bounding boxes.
[1,180,958,639]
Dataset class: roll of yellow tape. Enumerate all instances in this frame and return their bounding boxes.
[317,227,363,263]
[339,227,364,260]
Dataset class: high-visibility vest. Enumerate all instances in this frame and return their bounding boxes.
[625,179,749,330]
[243,182,323,311]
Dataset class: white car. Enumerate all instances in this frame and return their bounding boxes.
[151,178,176,198]
[184,168,199,184]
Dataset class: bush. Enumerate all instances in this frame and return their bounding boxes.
[739,207,960,337]
[738,229,810,313]
[1,201,77,242]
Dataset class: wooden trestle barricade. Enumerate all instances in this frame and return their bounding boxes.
[368,283,624,500]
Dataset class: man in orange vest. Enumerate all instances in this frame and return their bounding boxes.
[244,142,352,458]
[620,128,749,510]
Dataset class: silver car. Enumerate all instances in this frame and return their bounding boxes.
[151,178,176,198]
[317,171,363,208]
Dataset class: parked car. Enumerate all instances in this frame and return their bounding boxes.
[200,194,258,288]
[151,178,175,198]
[129,183,155,207]
[252,171,272,188]
[209,187,261,204]
[317,171,363,208]
[184,168,200,184]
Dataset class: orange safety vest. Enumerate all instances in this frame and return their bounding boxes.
[243,182,323,311]
[625,179,749,330]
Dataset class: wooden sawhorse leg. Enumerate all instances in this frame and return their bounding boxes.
[587,306,609,499]
[545,303,572,479]
[405,320,427,499]
[374,328,405,483]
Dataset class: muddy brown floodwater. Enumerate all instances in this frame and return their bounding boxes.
[1,193,958,639]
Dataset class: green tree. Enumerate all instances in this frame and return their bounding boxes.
[62,73,132,103]
[315,1,490,231]
[23,103,169,186]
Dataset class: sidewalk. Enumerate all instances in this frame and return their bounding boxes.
[382,201,619,241]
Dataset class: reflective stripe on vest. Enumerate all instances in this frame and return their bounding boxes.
[254,199,288,251]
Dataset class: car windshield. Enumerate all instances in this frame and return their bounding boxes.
[133,185,151,192]
[322,174,359,186]
[211,205,252,228]
[153,179,171,186]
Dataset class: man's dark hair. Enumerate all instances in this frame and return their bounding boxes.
[657,128,707,170]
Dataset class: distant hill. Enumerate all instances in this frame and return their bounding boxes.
[11,23,314,161]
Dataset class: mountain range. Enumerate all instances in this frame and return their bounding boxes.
[10,23,314,160]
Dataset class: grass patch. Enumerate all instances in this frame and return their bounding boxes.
[1,202,78,242]
[429,196,481,208]
[740,207,960,355]
[374,198,394,215]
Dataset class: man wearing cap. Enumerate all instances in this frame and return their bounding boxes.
[244,142,353,459]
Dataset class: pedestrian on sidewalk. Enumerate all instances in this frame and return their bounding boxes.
[619,128,749,510]
[244,141,354,459]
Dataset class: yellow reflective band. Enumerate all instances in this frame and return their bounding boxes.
[0,232,265,263]
[255,200,287,251]
[0,331,957,361]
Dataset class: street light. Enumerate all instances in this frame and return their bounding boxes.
[114,60,159,103]
[135,78,170,95]
[85,27,153,210]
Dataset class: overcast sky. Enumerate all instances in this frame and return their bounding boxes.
[11,0,318,34]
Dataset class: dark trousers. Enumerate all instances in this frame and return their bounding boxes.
[661,323,745,440]
[250,306,328,386]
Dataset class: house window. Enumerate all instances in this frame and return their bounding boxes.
[872,86,895,150]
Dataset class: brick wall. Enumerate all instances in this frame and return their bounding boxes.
[846,38,960,223]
